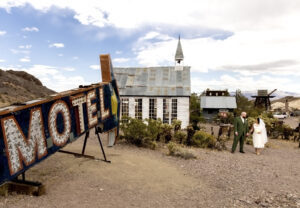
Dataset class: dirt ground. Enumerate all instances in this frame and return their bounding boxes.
[0,133,299,208]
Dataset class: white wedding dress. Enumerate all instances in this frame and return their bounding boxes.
[253,119,268,148]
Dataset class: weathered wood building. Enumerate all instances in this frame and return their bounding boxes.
[114,38,191,128]
[200,90,237,120]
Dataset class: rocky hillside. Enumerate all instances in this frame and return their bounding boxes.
[271,97,300,111]
[0,69,55,108]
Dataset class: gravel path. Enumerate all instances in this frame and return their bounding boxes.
[0,134,299,208]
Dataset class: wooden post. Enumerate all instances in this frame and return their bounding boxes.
[100,54,112,82]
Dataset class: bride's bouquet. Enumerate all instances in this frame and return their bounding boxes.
[255,129,261,134]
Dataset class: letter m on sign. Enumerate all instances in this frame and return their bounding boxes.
[1,108,48,175]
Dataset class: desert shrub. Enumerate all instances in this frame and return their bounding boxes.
[120,117,148,146]
[160,123,173,143]
[145,118,162,141]
[190,93,204,128]
[246,136,253,145]
[214,112,234,124]
[167,142,196,160]
[120,117,157,149]
[178,150,197,160]
[172,119,182,132]
[174,130,187,144]
[143,137,158,150]
[215,135,228,151]
[186,124,195,146]
[167,141,179,155]
[192,130,216,148]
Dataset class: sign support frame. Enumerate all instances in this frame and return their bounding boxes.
[58,126,111,163]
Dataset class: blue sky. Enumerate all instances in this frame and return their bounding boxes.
[0,0,300,94]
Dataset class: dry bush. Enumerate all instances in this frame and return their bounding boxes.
[192,131,216,148]
[167,142,196,160]
[120,117,157,149]
[174,130,187,144]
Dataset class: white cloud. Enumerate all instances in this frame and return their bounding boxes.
[115,50,122,55]
[19,57,31,62]
[22,27,39,32]
[89,65,99,70]
[58,53,63,57]
[139,32,172,41]
[191,74,300,94]
[49,43,64,48]
[1,1,300,73]
[0,59,5,62]
[113,58,130,63]
[1,0,300,92]
[10,48,30,54]
[1,0,299,30]
[0,30,6,36]
[134,31,300,76]
[19,44,32,49]
[62,67,75,71]
[72,56,79,60]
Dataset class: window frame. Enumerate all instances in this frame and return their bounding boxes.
[149,98,157,120]
[134,98,143,120]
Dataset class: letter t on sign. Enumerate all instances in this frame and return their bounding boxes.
[71,94,86,134]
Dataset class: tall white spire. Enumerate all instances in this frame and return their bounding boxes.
[175,35,184,64]
[175,35,184,70]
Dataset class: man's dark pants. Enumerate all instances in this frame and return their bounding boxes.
[232,133,245,152]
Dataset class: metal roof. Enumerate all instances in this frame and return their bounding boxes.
[200,96,237,109]
[175,37,184,61]
[114,66,191,96]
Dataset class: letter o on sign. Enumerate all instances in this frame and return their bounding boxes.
[48,100,71,146]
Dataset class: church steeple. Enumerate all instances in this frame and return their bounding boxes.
[175,35,184,64]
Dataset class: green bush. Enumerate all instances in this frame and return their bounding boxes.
[172,119,182,132]
[186,124,195,146]
[143,137,158,150]
[167,141,179,155]
[190,93,203,127]
[145,118,162,141]
[174,130,187,144]
[192,131,216,148]
[120,117,156,149]
[167,142,196,160]
[120,117,148,146]
[160,123,173,143]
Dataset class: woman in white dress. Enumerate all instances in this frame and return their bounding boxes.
[251,118,268,155]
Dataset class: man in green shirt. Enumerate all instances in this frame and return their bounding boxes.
[232,112,249,153]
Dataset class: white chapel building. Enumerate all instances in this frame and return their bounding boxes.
[114,37,191,128]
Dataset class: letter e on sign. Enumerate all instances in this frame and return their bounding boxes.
[86,89,97,127]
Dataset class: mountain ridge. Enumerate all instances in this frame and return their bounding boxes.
[0,69,55,108]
